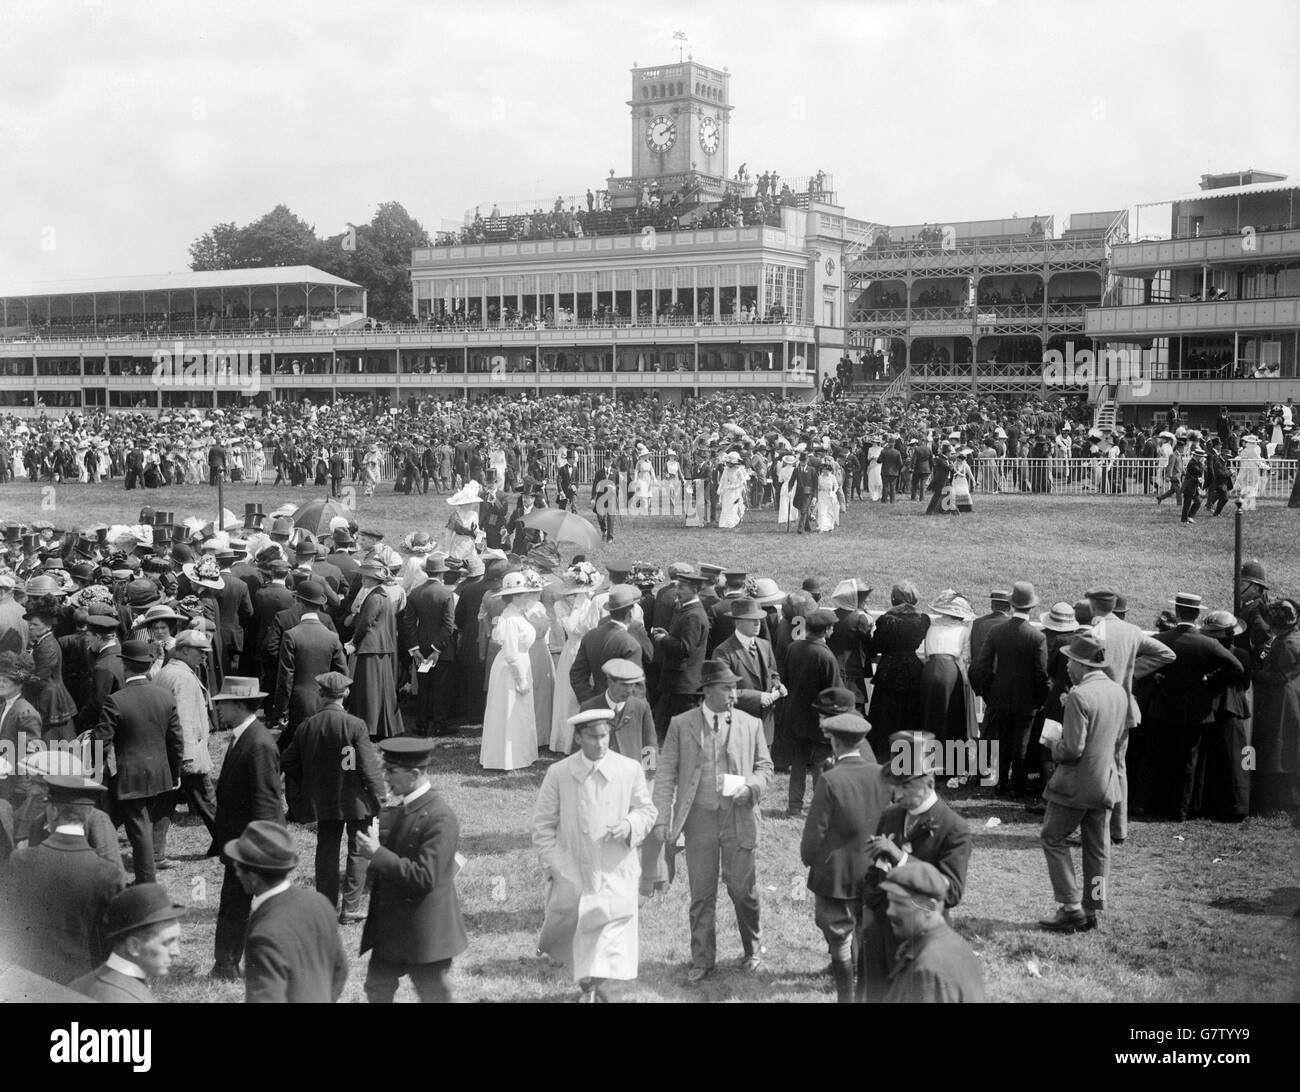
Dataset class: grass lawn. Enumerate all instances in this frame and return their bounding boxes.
[2,478,1298,1003]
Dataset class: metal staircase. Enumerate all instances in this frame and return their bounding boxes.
[1093,383,1119,431]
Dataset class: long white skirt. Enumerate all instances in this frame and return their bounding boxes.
[480,656,538,771]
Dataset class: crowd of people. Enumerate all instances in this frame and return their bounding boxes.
[0,487,1296,1002]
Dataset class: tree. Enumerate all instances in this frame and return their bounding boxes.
[233,204,318,267]
[188,222,241,271]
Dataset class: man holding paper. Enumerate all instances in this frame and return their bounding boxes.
[652,659,774,983]
[1037,633,1128,934]
[533,708,658,1002]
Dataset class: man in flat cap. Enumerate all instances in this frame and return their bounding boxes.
[227,821,348,1003]
[69,882,185,1003]
[534,708,658,1002]
[1038,633,1128,934]
[282,672,384,923]
[0,775,125,984]
[800,713,892,1003]
[879,860,985,1003]
[858,731,972,1002]
[356,737,468,1002]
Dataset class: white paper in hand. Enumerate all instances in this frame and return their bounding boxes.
[720,774,747,798]
[1040,719,1064,747]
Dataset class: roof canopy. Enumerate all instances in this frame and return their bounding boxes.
[1139,177,1300,208]
[0,266,362,300]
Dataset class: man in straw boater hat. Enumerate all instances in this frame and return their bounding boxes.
[225,820,348,1003]
[652,659,774,984]
[799,713,891,1003]
[857,730,972,1003]
[282,672,385,924]
[0,774,125,986]
[1037,631,1127,935]
[209,675,284,982]
[69,882,186,1003]
[533,707,658,1002]
[355,737,468,1003]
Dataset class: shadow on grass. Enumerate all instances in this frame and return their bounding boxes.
[957,915,1043,940]
[463,906,544,935]
[460,831,535,855]
[975,834,1048,851]
[1209,886,1300,918]
[460,771,550,791]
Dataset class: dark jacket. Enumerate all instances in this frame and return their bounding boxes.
[712,632,782,742]
[210,719,284,856]
[782,638,843,741]
[93,676,184,800]
[245,885,348,1003]
[213,573,254,654]
[571,618,648,703]
[78,643,124,733]
[361,787,469,964]
[800,752,892,898]
[829,609,874,683]
[69,962,155,1003]
[578,692,656,758]
[864,796,972,913]
[882,921,986,1003]
[654,597,709,697]
[1149,624,1247,726]
[400,580,457,661]
[281,705,384,821]
[969,614,1049,713]
[272,615,348,728]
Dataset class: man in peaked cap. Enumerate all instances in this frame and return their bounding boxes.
[282,672,384,924]
[0,774,125,985]
[879,860,985,1003]
[858,730,972,1002]
[1038,632,1128,934]
[356,737,469,1002]
[69,883,185,1003]
[800,713,891,1003]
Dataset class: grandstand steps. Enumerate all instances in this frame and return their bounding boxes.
[1093,384,1119,431]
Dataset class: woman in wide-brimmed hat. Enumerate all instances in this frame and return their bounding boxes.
[1194,610,1253,820]
[443,481,483,562]
[548,563,606,753]
[481,571,544,772]
[918,590,978,757]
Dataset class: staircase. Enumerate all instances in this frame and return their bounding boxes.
[1093,383,1119,431]
[880,366,911,402]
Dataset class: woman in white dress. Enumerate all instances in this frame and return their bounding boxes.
[1236,434,1268,510]
[776,453,797,526]
[950,448,975,513]
[918,590,977,765]
[361,445,382,497]
[548,566,605,753]
[523,586,555,747]
[814,459,843,532]
[867,440,883,501]
[632,443,658,513]
[444,481,483,561]
[717,452,749,529]
[480,572,542,771]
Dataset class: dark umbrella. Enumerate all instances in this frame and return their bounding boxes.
[292,497,352,536]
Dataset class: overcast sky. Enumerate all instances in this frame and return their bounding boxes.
[2,0,1296,287]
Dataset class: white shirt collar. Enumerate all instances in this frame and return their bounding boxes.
[908,789,939,817]
[604,692,624,714]
[54,823,86,836]
[249,877,292,916]
[300,611,319,621]
[231,713,257,743]
[402,781,431,807]
[580,752,610,777]
[105,951,149,981]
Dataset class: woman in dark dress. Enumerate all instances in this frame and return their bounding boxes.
[917,590,976,762]
[1251,599,1300,815]
[1197,610,1253,821]
[867,581,931,764]
[21,604,79,741]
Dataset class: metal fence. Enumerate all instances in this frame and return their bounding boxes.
[253,449,1297,502]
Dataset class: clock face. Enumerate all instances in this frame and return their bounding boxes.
[698,116,720,155]
[646,115,676,153]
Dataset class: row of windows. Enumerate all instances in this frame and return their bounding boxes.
[639,80,724,102]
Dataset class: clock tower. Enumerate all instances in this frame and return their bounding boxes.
[628,60,732,182]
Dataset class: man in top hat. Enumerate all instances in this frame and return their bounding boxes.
[711,597,785,748]
[970,581,1049,801]
[1037,632,1128,933]
[282,672,384,923]
[650,566,711,743]
[152,628,218,839]
[858,731,971,1002]
[652,660,774,983]
[571,584,652,705]
[356,737,469,1002]
[533,707,658,1001]
[399,553,458,738]
[76,604,125,733]
[800,713,892,1003]
[1180,442,1206,523]
[1142,592,1246,822]
[879,859,985,1003]
[828,579,874,714]
[69,882,185,1003]
[210,675,284,981]
[1083,586,1175,843]
[0,774,125,984]
[223,820,348,1003]
[782,608,844,816]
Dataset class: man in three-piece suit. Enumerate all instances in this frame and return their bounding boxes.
[712,597,785,747]
[400,554,458,737]
[1143,592,1245,821]
[858,731,972,1003]
[650,568,711,742]
[209,676,285,981]
[652,660,774,984]
[970,581,1049,800]
[356,737,469,1003]
[69,882,185,1003]
[92,641,184,884]
[0,775,125,985]
[800,714,892,1003]
[1083,586,1176,842]
[1037,633,1128,934]
[282,672,385,920]
[227,821,348,1003]
[570,584,648,704]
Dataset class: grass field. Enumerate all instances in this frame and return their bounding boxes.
[2,479,1298,1003]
